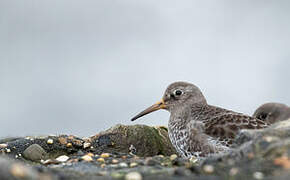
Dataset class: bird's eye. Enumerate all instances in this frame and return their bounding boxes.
[259,113,268,120]
[174,89,183,96]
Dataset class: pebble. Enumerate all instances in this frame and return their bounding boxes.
[47,139,54,144]
[6,148,11,153]
[203,165,214,173]
[56,155,69,162]
[130,162,138,168]
[97,158,105,163]
[23,144,47,161]
[41,159,59,165]
[81,155,93,162]
[119,162,128,168]
[112,159,119,164]
[125,172,142,180]
[66,143,73,148]
[101,153,110,158]
[100,164,106,168]
[58,137,67,145]
[83,142,91,149]
[0,143,8,148]
[253,172,264,179]
[87,152,94,157]
[170,154,178,161]
[229,167,239,176]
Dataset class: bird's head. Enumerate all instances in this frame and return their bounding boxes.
[131,81,207,121]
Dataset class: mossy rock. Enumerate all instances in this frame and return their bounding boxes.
[90,124,177,156]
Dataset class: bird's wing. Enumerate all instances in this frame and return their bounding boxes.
[203,112,268,146]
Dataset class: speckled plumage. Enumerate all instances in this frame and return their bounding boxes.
[131,82,268,158]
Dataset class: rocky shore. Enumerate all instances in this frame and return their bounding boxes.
[1,120,290,180]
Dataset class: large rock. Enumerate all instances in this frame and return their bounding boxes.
[89,124,177,156]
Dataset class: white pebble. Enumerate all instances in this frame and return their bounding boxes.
[119,162,128,168]
[0,143,8,148]
[203,165,214,173]
[83,142,91,149]
[125,172,142,180]
[253,172,264,179]
[47,139,54,144]
[56,155,69,162]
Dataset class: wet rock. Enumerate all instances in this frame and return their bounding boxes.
[23,144,47,161]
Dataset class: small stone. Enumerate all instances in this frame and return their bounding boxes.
[0,143,8,148]
[41,159,59,165]
[83,142,91,149]
[58,137,67,145]
[10,163,28,178]
[47,139,53,144]
[263,136,278,142]
[158,155,164,158]
[121,155,127,159]
[130,162,138,168]
[203,165,214,173]
[170,154,178,161]
[253,172,264,179]
[125,172,142,180]
[6,148,11,153]
[56,155,69,162]
[81,155,93,162]
[97,158,105,163]
[23,144,47,161]
[87,152,94,157]
[100,164,106,168]
[119,162,128,168]
[229,167,239,176]
[100,153,110,158]
[112,159,119,164]
[66,143,73,148]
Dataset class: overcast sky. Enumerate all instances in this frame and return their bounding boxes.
[0,0,289,137]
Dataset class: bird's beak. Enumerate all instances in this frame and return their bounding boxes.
[131,99,166,121]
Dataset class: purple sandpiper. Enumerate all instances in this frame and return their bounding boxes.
[131,82,268,158]
[253,102,290,124]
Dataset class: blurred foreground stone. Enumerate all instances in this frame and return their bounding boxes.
[1,121,290,180]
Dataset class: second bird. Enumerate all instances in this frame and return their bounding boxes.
[131,82,268,158]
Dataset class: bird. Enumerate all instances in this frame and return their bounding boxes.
[253,103,290,124]
[131,81,268,158]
